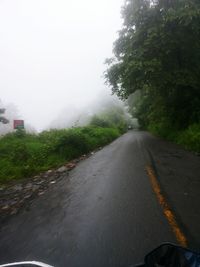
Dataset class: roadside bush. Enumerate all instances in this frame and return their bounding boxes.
[147,120,176,140]
[0,126,121,183]
[175,124,200,153]
[51,129,91,159]
[90,116,112,128]
[148,123,200,153]
[89,106,128,134]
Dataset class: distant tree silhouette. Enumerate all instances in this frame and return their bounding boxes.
[0,108,9,124]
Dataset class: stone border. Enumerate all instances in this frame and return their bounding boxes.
[0,151,97,223]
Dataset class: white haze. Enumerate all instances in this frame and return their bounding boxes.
[0,0,124,131]
[0,100,37,134]
[50,92,125,129]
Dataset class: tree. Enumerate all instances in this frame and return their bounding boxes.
[0,108,9,124]
[105,0,200,130]
[90,104,130,133]
[0,101,18,135]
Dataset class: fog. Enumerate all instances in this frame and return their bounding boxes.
[0,0,124,131]
[50,92,126,129]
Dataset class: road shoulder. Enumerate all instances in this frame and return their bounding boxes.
[144,132,200,249]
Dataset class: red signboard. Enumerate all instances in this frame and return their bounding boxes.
[14,120,24,129]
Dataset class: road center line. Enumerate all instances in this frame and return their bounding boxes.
[146,165,188,247]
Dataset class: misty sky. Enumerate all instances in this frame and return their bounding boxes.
[0,0,123,131]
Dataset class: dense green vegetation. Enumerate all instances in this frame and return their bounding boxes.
[105,0,200,152]
[0,100,129,183]
[0,126,122,183]
[90,105,128,132]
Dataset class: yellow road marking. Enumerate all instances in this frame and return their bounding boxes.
[146,165,188,247]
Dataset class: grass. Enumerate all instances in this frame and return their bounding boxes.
[175,124,200,153]
[0,126,121,183]
[148,123,200,153]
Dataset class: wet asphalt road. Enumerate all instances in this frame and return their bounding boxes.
[0,130,193,267]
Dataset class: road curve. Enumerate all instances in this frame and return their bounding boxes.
[0,131,179,266]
